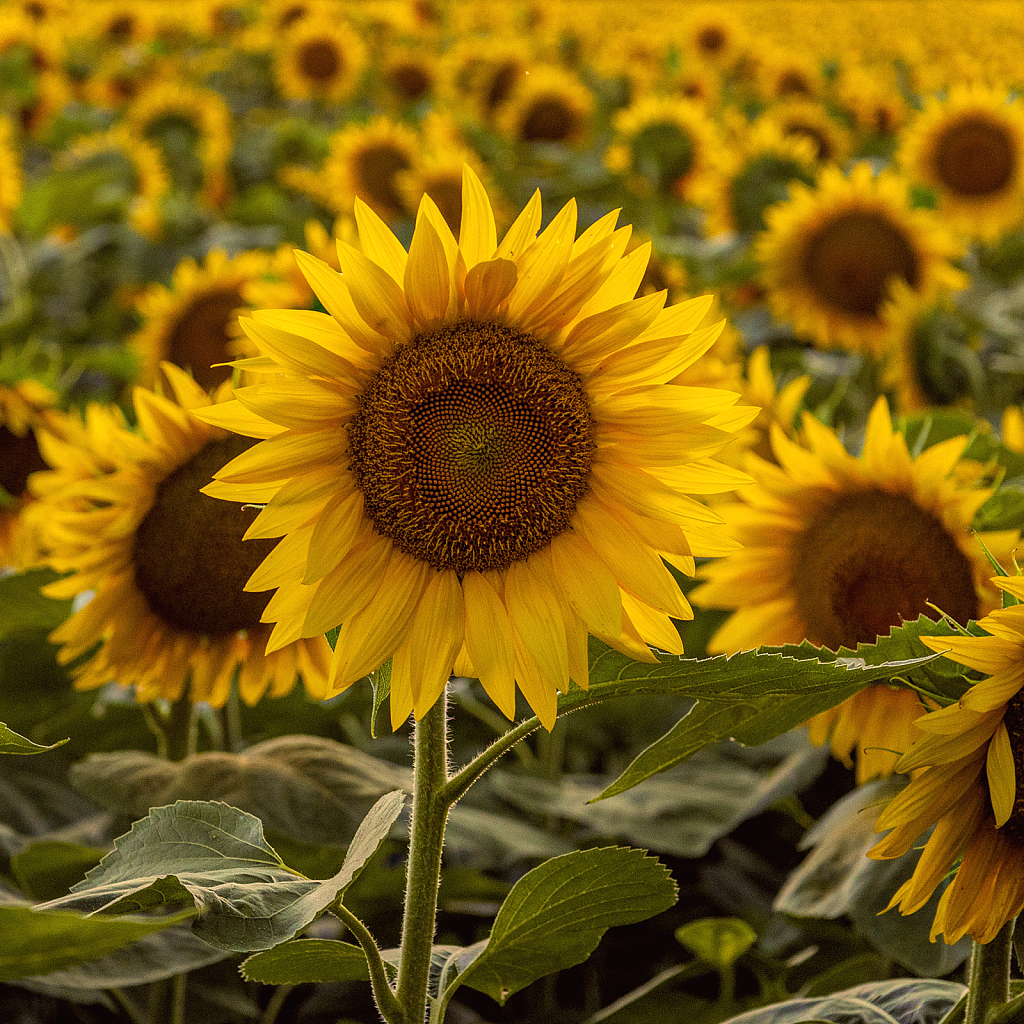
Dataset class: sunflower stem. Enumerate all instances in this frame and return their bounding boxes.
[331,900,402,1023]
[965,920,1013,1024]
[395,693,450,1024]
[441,714,541,807]
[161,697,196,762]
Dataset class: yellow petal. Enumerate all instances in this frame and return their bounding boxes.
[233,379,355,432]
[410,569,465,717]
[245,466,345,540]
[512,630,557,730]
[214,429,346,484]
[563,291,666,367]
[405,215,450,331]
[303,487,365,584]
[505,559,569,693]
[464,258,518,319]
[336,240,413,343]
[240,315,365,384]
[547,530,622,637]
[354,196,408,286]
[303,532,392,636]
[505,198,577,326]
[459,164,497,270]
[462,570,517,719]
[496,188,542,261]
[195,398,284,440]
[988,721,1016,827]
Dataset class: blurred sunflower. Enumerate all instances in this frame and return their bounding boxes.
[497,65,593,147]
[0,6,63,72]
[380,42,436,107]
[761,99,852,165]
[757,48,823,102]
[898,84,1024,242]
[82,0,155,46]
[606,95,721,201]
[756,163,967,355]
[0,116,22,232]
[1002,407,1024,452]
[685,9,746,69]
[692,397,1015,781]
[0,378,57,568]
[274,13,367,105]
[34,365,331,707]
[321,117,418,222]
[870,581,1024,943]
[837,65,909,142]
[126,81,233,207]
[466,38,533,122]
[695,120,817,236]
[129,248,299,391]
[199,167,754,729]
[397,147,500,240]
[61,126,169,239]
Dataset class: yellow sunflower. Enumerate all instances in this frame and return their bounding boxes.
[129,248,300,391]
[198,166,754,730]
[0,116,22,233]
[756,48,823,102]
[898,84,1024,242]
[1002,406,1024,453]
[756,162,967,356]
[605,95,722,202]
[33,365,331,707]
[692,397,1016,782]
[0,6,62,72]
[0,378,57,569]
[274,13,368,105]
[837,65,909,141]
[380,41,436,108]
[125,81,233,208]
[761,99,852,166]
[870,580,1024,943]
[497,65,593,147]
[320,117,418,222]
[684,8,747,70]
[80,0,156,46]
[60,126,169,239]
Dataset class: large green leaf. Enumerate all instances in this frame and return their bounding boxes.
[38,793,405,953]
[440,846,677,1007]
[0,904,193,981]
[12,841,106,901]
[571,632,938,800]
[241,938,371,985]
[0,722,67,756]
[0,569,72,641]
[70,735,410,845]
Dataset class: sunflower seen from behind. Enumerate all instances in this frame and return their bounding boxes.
[692,397,1016,782]
[200,166,755,730]
[871,579,1024,943]
[32,364,331,707]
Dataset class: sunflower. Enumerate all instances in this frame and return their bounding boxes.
[756,48,823,102]
[0,378,57,569]
[129,248,300,391]
[756,162,967,355]
[692,397,1016,782]
[761,99,851,166]
[869,580,1024,943]
[695,120,818,237]
[61,126,169,239]
[125,81,233,207]
[0,7,62,72]
[81,0,156,46]
[497,65,593,147]
[32,365,331,707]
[0,116,22,233]
[605,95,722,202]
[274,13,367,105]
[837,65,909,142]
[380,42,436,107]
[320,117,418,222]
[198,166,754,730]
[898,84,1024,242]
[685,9,746,70]
[1002,407,1024,453]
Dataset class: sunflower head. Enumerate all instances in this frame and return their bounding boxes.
[274,14,368,104]
[198,166,755,730]
[497,65,594,147]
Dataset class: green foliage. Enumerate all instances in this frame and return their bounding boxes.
[676,918,757,970]
[37,793,404,953]
[242,938,372,985]
[0,722,67,756]
[11,841,105,901]
[437,846,678,1007]
[0,568,73,641]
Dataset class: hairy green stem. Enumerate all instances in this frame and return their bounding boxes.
[965,920,1013,1024]
[395,694,450,1023]
[331,901,403,1023]
[441,714,540,807]
[163,697,196,762]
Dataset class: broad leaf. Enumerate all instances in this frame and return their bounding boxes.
[38,793,405,953]
[675,917,756,969]
[241,938,370,984]
[12,841,106,901]
[0,904,193,981]
[444,804,572,867]
[0,569,72,641]
[70,735,410,845]
[0,722,67,756]
[443,846,677,1006]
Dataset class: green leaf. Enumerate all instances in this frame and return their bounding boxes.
[675,917,756,969]
[12,842,106,901]
[0,722,68,756]
[241,938,370,985]
[70,735,410,846]
[370,658,392,739]
[0,569,71,641]
[444,846,677,1006]
[0,905,193,981]
[38,793,405,953]
[574,633,938,800]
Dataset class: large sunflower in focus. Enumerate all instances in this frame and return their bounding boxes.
[33,365,331,707]
[898,84,1024,242]
[692,397,1016,781]
[756,163,967,355]
[200,167,754,729]
[871,582,1024,943]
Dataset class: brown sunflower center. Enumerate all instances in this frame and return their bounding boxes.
[132,436,276,635]
[520,97,578,143]
[695,25,727,56]
[297,39,342,83]
[803,211,920,319]
[106,15,135,42]
[388,62,431,102]
[348,321,594,573]
[0,425,47,498]
[354,143,412,217]
[423,175,463,237]
[783,121,833,162]
[999,691,1024,841]
[485,61,521,114]
[777,71,814,98]
[934,116,1016,198]
[165,287,243,391]
[792,489,979,650]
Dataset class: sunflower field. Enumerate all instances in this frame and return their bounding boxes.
[6,2,1024,1023]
